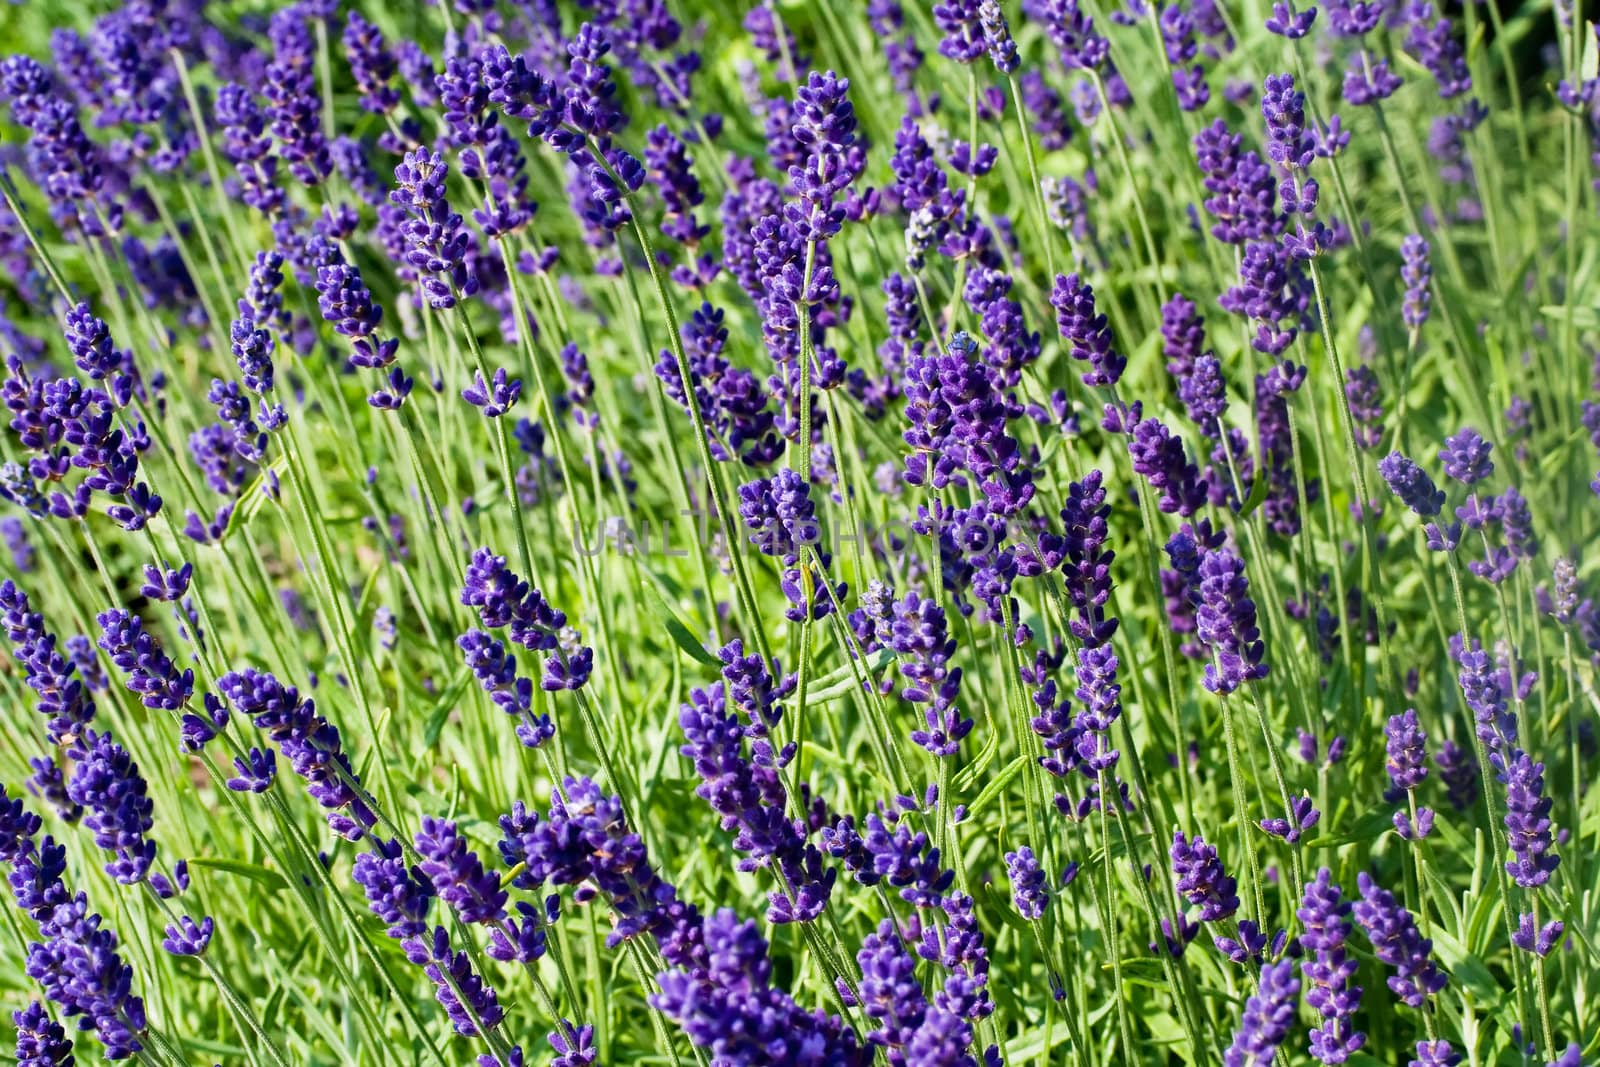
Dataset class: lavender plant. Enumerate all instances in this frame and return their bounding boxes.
[0,0,1596,1064]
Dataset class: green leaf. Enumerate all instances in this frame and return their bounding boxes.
[808,647,895,703]
[187,857,289,893]
[1236,458,1272,518]
[642,581,720,667]
[220,458,287,543]
[423,666,474,748]
[1301,806,1394,849]
[963,755,1031,817]
[1540,304,1599,330]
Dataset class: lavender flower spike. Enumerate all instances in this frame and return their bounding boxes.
[1224,958,1300,1066]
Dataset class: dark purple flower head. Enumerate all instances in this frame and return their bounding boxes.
[353,836,435,939]
[933,0,987,62]
[1400,235,1432,329]
[1036,0,1110,69]
[1512,911,1564,958]
[1344,365,1382,448]
[1439,428,1492,486]
[1378,451,1445,517]
[1259,794,1320,842]
[1262,74,1315,172]
[1500,749,1559,888]
[161,914,214,957]
[1129,417,1209,516]
[404,925,504,1037]
[415,815,507,925]
[342,11,398,114]
[1194,119,1282,247]
[96,609,193,711]
[1225,958,1299,1065]
[1297,868,1365,1064]
[978,0,1021,73]
[1265,1,1317,37]
[1353,872,1446,1007]
[263,40,331,186]
[1185,544,1268,694]
[1219,239,1310,355]
[12,1000,74,1066]
[1051,273,1124,388]
[217,667,375,840]
[1170,831,1238,922]
[653,908,866,1064]
[786,70,861,243]
[390,150,477,309]
[66,728,155,885]
[1384,708,1429,797]
[1004,846,1047,919]
[1,580,97,742]
[462,368,522,418]
[889,591,971,758]
[1405,4,1471,98]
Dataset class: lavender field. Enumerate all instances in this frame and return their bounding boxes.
[0,0,1596,1063]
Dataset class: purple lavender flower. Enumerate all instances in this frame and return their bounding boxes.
[66,728,156,884]
[857,916,933,1052]
[1385,709,1430,794]
[462,368,522,418]
[217,668,375,840]
[216,82,285,216]
[501,776,705,967]
[1512,911,1564,958]
[1,580,97,742]
[415,816,508,925]
[1194,120,1282,244]
[342,11,398,115]
[1,787,146,1058]
[1162,296,1228,438]
[1035,0,1110,69]
[226,748,276,793]
[1439,428,1492,485]
[390,150,477,309]
[405,926,505,1036]
[1298,868,1365,1064]
[96,609,193,711]
[263,35,331,186]
[1053,468,1119,647]
[1161,6,1210,110]
[353,837,434,939]
[787,71,861,244]
[645,125,708,248]
[161,915,214,957]
[1224,958,1299,1065]
[1220,240,1310,355]
[1500,749,1559,887]
[1184,543,1269,694]
[1129,417,1209,516]
[1353,872,1446,1007]
[1170,831,1238,922]
[1344,364,1382,448]
[1378,452,1446,517]
[458,629,553,748]
[1051,273,1125,387]
[653,908,867,1064]
[1405,4,1471,98]
[1343,51,1402,106]
[1400,235,1432,330]
[315,260,406,408]
[12,1001,74,1066]
[889,591,971,757]
[1005,846,1047,919]
[1266,0,1316,36]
